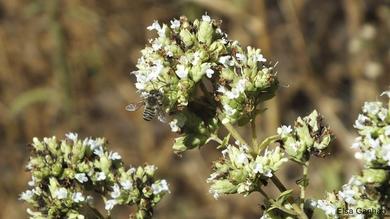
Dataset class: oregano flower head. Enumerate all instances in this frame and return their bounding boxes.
[20,133,169,219]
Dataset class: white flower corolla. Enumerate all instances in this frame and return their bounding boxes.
[111,184,121,199]
[202,14,211,22]
[152,180,170,195]
[223,104,237,116]
[362,101,381,115]
[108,151,121,160]
[175,64,188,79]
[378,108,388,121]
[338,185,357,205]
[120,180,133,190]
[236,53,247,62]
[93,146,104,157]
[351,137,362,149]
[105,199,117,211]
[277,125,292,138]
[75,173,88,183]
[148,60,164,80]
[254,53,266,63]
[54,187,68,200]
[65,132,78,142]
[314,200,337,216]
[381,90,390,98]
[363,150,376,162]
[19,190,34,201]
[206,68,214,78]
[145,165,157,173]
[367,135,380,149]
[354,114,369,129]
[169,119,180,132]
[192,51,202,66]
[170,19,180,29]
[28,176,36,186]
[96,172,106,181]
[381,144,390,165]
[72,192,85,203]
[218,55,233,66]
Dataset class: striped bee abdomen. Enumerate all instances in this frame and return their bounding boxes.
[143,108,156,121]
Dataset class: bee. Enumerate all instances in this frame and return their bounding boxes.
[126,90,167,122]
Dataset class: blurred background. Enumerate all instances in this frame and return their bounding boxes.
[0,0,389,218]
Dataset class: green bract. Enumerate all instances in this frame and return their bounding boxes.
[20,133,169,219]
[277,110,333,163]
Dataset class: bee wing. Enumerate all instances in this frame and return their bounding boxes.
[157,111,169,123]
[125,101,144,112]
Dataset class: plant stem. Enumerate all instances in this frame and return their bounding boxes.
[251,119,258,147]
[222,121,249,147]
[258,187,269,199]
[271,175,287,192]
[271,175,308,219]
[210,134,223,144]
[87,204,105,219]
[300,161,309,209]
[255,135,280,154]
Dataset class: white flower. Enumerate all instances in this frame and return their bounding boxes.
[147,20,161,32]
[170,19,180,29]
[253,163,264,174]
[235,152,249,165]
[277,125,292,138]
[354,114,369,129]
[362,101,381,114]
[235,79,247,93]
[206,68,214,78]
[254,53,266,63]
[120,180,133,190]
[385,126,390,136]
[367,135,380,149]
[54,188,68,200]
[75,173,88,183]
[108,151,121,160]
[175,64,188,79]
[236,53,246,62]
[338,185,356,204]
[28,176,36,186]
[151,180,170,194]
[105,199,117,211]
[315,200,337,216]
[351,137,362,149]
[111,184,121,199]
[169,119,180,132]
[202,14,211,22]
[217,85,227,94]
[381,144,390,164]
[19,190,34,201]
[223,104,237,116]
[93,146,104,157]
[96,172,106,181]
[380,90,390,98]
[72,192,85,203]
[192,51,202,65]
[210,189,220,199]
[218,55,233,66]
[145,165,157,173]
[378,108,388,121]
[363,150,376,162]
[65,132,78,142]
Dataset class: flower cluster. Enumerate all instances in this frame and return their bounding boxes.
[131,14,278,153]
[310,92,390,218]
[352,92,390,168]
[277,110,333,163]
[207,142,287,199]
[311,175,386,219]
[20,133,169,219]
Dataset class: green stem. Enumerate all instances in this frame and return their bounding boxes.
[300,161,309,209]
[222,121,249,147]
[271,175,308,219]
[209,134,223,144]
[255,135,280,154]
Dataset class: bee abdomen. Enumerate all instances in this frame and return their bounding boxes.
[143,109,156,121]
